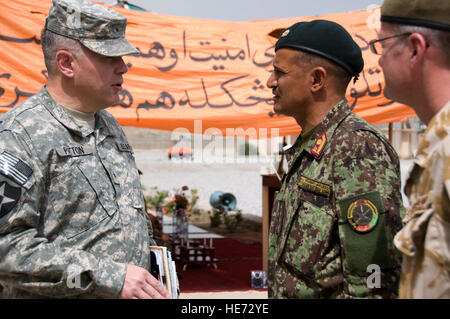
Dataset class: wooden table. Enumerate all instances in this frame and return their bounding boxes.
[163,220,223,270]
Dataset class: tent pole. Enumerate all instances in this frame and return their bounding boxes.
[388,122,393,144]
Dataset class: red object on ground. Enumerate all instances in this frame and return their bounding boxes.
[168,146,192,155]
[177,238,263,293]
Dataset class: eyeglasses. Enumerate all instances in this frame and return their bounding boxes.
[368,32,412,55]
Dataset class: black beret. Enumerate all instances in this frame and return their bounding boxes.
[381,0,450,31]
[275,20,364,78]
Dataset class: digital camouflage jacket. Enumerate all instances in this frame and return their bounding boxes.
[268,99,404,298]
[0,87,155,298]
[394,101,450,299]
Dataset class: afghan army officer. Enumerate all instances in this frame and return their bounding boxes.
[267,20,404,298]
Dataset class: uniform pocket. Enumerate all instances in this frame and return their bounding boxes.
[280,199,334,279]
[337,192,392,274]
[48,160,117,239]
[339,214,391,274]
[103,144,144,211]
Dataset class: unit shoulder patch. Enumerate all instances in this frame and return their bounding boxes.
[0,180,21,218]
[338,191,385,234]
[346,198,379,233]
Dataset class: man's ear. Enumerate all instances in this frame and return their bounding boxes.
[408,33,428,66]
[55,50,75,78]
[310,66,327,93]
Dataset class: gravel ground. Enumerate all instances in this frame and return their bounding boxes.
[134,150,276,219]
[135,149,414,219]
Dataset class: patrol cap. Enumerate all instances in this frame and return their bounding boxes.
[45,0,139,57]
[275,20,364,78]
[381,0,450,31]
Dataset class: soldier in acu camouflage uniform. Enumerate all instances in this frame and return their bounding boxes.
[266,20,404,298]
[372,0,450,298]
[0,0,169,299]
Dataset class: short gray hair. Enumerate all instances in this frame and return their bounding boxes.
[392,24,450,64]
[41,29,81,75]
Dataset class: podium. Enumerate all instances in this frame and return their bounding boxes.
[261,174,281,272]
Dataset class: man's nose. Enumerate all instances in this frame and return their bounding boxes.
[266,71,276,89]
[116,57,128,74]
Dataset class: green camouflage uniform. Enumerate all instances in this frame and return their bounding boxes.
[268,99,404,298]
[0,87,155,298]
[394,101,450,298]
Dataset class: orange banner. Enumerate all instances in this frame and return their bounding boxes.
[0,0,416,137]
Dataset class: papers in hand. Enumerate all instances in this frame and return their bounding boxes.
[150,246,179,299]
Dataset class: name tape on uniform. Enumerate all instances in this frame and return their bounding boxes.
[56,146,93,157]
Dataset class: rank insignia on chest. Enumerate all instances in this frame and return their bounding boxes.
[310,133,327,158]
[347,198,379,233]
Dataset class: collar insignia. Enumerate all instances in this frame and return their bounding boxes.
[310,133,327,158]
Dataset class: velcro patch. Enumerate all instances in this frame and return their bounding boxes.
[116,142,133,153]
[0,151,33,186]
[56,145,93,157]
[0,180,21,218]
[298,175,331,198]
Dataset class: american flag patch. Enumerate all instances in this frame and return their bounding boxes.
[0,151,33,186]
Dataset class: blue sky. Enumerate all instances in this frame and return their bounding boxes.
[105,0,383,21]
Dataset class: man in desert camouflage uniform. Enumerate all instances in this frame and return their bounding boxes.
[372,0,450,298]
[0,0,169,298]
[267,20,404,298]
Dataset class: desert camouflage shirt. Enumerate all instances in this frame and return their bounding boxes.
[0,87,155,298]
[268,99,404,298]
[394,101,450,299]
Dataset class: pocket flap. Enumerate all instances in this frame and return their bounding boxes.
[77,161,118,216]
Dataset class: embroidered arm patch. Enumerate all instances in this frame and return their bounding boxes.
[339,191,384,233]
[0,151,33,186]
[337,191,391,273]
[0,179,21,218]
